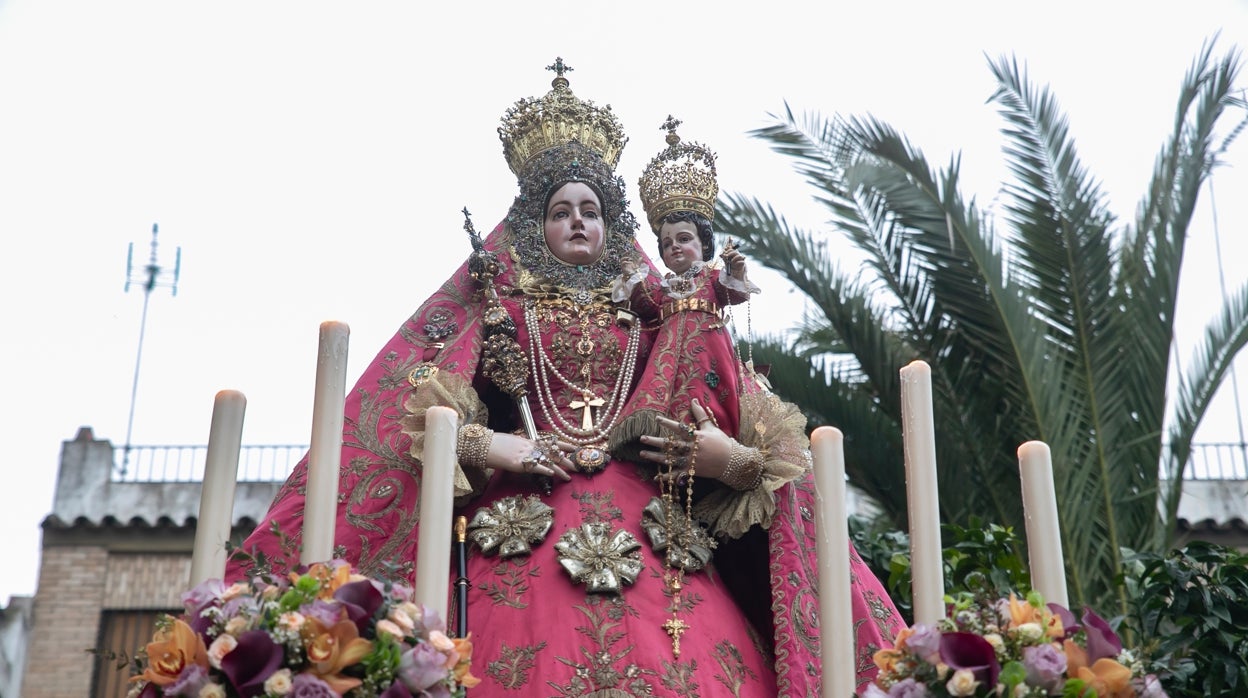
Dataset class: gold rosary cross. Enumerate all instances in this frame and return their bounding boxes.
[568,392,605,430]
[662,615,690,657]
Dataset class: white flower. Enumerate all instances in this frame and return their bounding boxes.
[376,619,406,642]
[388,606,415,634]
[278,611,306,632]
[1016,622,1043,642]
[428,630,455,652]
[220,582,249,602]
[984,632,1004,649]
[207,633,238,670]
[946,669,980,696]
[198,683,227,698]
[264,668,293,696]
[223,616,248,637]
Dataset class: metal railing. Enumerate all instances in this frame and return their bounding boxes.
[108,441,1248,484]
[113,445,307,483]
[1182,442,1248,480]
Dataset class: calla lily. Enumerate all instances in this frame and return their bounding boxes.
[1079,608,1122,662]
[306,617,374,694]
[450,634,482,688]
[334,578,384,634]
[940,631,1000,689]
[219,630,284,698]
[132,618,209,687]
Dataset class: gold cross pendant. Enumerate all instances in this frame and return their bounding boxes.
[568,392,605,430]
[662,615,690,657]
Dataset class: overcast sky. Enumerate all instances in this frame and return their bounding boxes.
[2,1,1246,605]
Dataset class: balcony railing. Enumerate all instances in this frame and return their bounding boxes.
[107,441,1248,484]
[112,445,307,483]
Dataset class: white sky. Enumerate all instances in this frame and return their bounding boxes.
[2,1,1247,606]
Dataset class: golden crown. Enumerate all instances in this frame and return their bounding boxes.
[498,58,628,176]
[637,116,718,232]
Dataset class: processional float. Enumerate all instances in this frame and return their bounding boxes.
[188,327,1069,697]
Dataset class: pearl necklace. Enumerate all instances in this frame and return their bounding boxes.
[523,299,640,446]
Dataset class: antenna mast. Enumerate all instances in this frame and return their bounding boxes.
[121,223,181,475]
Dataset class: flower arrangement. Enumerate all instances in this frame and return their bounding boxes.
[866,591,1166,697]
[126,561,479,698]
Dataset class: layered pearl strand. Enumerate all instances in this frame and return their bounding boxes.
[523,299,640,446]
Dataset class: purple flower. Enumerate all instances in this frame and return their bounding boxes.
[411,604,447,638]
[219,630,285,698]
[290,673,338,698]
[940,631,1000,689]
[398,643,450,692]
[1080,608,1122,662]
[165,665,209,697]
[301,599,345,628]
[379,681,415,698]
[334,579,385,634]
[421,685,451,698]
[181,579,224,618]
[1022,643,1067,691]
[906,624,941,663]
[888,677,931,697]
[1140,673,1170,698]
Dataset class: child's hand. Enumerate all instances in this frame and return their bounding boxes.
[621,257,640,277]
[721,244,747,280]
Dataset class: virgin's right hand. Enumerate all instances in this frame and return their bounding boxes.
[485,432,573,481]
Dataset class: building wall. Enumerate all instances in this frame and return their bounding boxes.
[22,546,109,698]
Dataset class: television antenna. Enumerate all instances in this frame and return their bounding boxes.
[120,223,181,475]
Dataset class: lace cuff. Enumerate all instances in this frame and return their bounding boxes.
[716,266,761,297]
[610,268,649,303]
[398,369,493,500]
[693,392,809,539]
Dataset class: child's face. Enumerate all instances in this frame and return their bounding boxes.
[658,221,702,274]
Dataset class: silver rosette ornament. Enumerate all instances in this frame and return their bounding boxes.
[554,522,644,594]
[640,497,717,572]
[466,495,555,558]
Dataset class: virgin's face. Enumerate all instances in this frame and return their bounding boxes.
[544,182,605,265]
[658,220,702,274]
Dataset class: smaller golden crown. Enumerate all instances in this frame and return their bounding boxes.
[637,116,718,232]
[498,58,628,176]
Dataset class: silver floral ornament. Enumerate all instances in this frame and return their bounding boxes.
[466,495,555,558]
[554,522,644,594]
[640,497,717,572]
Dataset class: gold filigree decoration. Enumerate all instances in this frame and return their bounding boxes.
[640,497,717,573]
[554,522,644,594]
[638,116,718,232]
[466,495,554,558]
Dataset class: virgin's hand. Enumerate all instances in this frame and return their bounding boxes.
[485,432,573,481]
[637,399,733,482]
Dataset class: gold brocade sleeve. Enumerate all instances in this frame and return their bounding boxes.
[398,370,493,502]
[693,391,810,540]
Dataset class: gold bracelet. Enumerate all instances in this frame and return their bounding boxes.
[456,423,493,469]
[720,442,764,491]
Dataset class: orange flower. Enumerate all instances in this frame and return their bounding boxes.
[305,618,374,694]
[131,618,209,686]
[1065,639,1134,698]
[298,562,354,600]
[451,634,482,689]
[873,626,915,673]
[1007,593,1064,638]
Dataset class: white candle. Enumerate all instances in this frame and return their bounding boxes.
[811,426,855,697]
[899,360,945,625]
[190,390,246,586]
[302,321,350,566]
[414,405,458,618]
[1017,441,1068,607]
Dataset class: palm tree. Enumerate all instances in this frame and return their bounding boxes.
[717,42,1247,613]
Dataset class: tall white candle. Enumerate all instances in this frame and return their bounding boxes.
[190,390,246,586]
[302,321,350,566]
[1017,441,1068,607]
[415,405,458,618]
[899,360,945,625]
[811,426,855,697]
